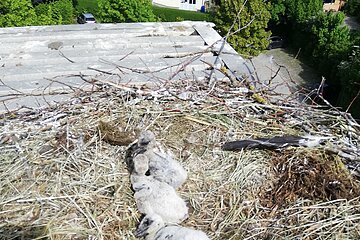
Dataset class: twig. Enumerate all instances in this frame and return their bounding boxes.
[346,88,360,113]
[59,50,75,63]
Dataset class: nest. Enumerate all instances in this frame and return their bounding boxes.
[1,76,359,240]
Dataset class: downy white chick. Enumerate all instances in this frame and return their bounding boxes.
[140,130,188,189]
[130,153,149,185]
[131,154,188,224]
[125,131,155,172]
[135,214,210,240]
[132,177,189,224]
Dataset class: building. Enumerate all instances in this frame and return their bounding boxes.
[323,0,346,12]
[152,0,208,11]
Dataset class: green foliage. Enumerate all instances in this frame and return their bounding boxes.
[34,0,74,25]
[50,0,74,24]
[287,12,353,108]
[285,0,323,24]
[269,0,286,24]
[337,47,360,117]
[309,12,351,74]
[0,0,37,27]
[0,0,74,27]
[97,0,156,23]
[75,0,98,16]
[346,0,360,19]
[152,6,209,22]
[214,0,271,56]
[35,3,62,25]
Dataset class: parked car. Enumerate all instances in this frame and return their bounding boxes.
[32,0,45,5]
[267,36,284,50]
[77,13,96,24]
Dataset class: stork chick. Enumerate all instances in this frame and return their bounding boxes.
[132,175,188,224]
[135,214,210,240]
[141,131,187,189]
[125,130,156,173]
[130,153,149,186]
[126,130,187,189]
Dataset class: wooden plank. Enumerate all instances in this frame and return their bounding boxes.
[220,54,255,81]
[193,23,253,81]
[193,23,237,54]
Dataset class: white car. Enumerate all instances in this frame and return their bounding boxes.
[77,13,96,24]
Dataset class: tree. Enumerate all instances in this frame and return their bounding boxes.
[0,0,74,27]
[269,0,286,24]
[0,0,37,27]
[97,0,156,23]
[34,3,62,25]
[49,0,74,24]
[285,0,323,24]
[34,0,74,25]
[309,12,351,74]
[346,0,360,20]
[337,47,360,117]
[214,0,271,56]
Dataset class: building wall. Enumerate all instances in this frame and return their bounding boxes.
[323,0,345,12]
[152,0,180,8]
[153,0,206,11]
[180,0,206,11]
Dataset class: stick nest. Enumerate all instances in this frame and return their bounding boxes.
[1,77,359,240]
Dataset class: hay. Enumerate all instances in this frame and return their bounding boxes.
[1,77,359,240]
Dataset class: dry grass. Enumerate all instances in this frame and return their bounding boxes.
[1,78,359,240]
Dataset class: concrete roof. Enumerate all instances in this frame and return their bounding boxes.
[0,21,251,112]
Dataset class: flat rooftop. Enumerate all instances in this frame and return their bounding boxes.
[0,21,251,112]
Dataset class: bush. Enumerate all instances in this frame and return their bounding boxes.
[35,3,62,25]
[0,0,38,27]
[97,0,156,23]
[346,0,360,20]
[337,47,360,118]
[214,0,271,56]
[51,0,74,24]
[34,0,74,25]
[309,12,351,76]
[75,0,98,16]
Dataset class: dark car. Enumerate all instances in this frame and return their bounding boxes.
[32,0,45,5]
[77,13,96,24]
[267,36,284,50]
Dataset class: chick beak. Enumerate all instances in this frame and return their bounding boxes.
[134,228,148,238]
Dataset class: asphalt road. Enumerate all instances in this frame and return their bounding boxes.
[251,48,319,99]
